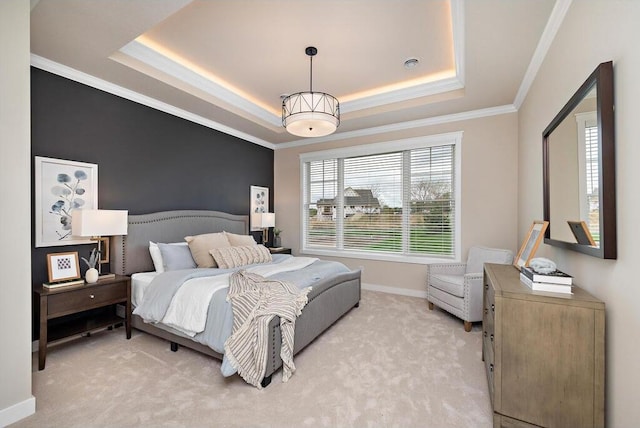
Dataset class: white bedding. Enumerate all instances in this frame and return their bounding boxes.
[131,271,159,307]
[162,256,318,337]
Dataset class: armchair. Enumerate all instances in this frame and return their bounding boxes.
[427,246,513,332]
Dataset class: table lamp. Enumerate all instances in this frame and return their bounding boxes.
[72,209,128,279]
[253,212,275,246]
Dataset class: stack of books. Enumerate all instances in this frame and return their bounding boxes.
[520,266,573,294]
[43,278,85,289]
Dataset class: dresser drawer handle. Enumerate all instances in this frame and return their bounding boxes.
[489,363,494,373]
[490,334,494,342]
[484,308,488,315]
[491,304,495,312]
[484,284,489,290]
[90,294,95,299]
[484,331,487,337]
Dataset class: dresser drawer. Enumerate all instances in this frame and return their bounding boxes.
[484,282,495,317]
[483,338,495,404]
[47,282,127,317]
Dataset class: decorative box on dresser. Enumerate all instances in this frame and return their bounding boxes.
[482,263,605,428]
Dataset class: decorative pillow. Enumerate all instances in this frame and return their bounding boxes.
[224,231,257,247]
[184,232,231,268]
[149,241,189,273]
[158,243,197,271]
[209,244,272,269]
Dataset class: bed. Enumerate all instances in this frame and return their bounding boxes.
[111,210,361,387]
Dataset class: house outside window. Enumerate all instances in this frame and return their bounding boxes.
[300,133,462,264]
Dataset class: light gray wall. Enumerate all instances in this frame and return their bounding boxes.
[0,0,36,425]
[518,1,640,426]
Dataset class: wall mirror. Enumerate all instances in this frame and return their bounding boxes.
[543,61,616,259]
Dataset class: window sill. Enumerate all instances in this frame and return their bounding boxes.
[300,247,458,265]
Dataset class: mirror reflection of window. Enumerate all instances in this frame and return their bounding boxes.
[576,111,600,246]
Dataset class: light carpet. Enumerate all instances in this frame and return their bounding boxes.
[13,290,492,427]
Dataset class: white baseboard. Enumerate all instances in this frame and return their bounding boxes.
[361,282,427,299]
[0,396,35,427]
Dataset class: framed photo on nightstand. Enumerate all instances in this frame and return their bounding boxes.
[46,251,81,283]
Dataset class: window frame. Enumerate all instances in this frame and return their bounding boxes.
[299,132,462,265]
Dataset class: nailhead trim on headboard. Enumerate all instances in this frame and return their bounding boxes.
[112,210,249,276]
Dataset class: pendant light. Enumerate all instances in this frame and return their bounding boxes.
[282,46,340,137]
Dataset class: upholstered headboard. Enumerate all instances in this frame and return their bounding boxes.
[111,210,249,275]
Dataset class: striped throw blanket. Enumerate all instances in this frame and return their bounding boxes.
[224,270,311,389]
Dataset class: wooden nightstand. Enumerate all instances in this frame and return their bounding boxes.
[34,275,131,370]
[269,247,292,254]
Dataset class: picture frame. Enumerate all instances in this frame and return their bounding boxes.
[35,156,98,247]
[47,251,81,283]
[567,220,597,246]
[250,185,269,231]
[515,220,549,270]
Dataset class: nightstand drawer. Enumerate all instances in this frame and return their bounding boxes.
[48,282,127,317]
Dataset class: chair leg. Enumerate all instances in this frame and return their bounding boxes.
[463,321,472,332]
[428,301,434,310]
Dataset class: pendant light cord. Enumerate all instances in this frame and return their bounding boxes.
[309,55,313,93]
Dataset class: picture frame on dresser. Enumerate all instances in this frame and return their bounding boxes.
[514,220,548,270]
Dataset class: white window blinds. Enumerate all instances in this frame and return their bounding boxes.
[301,134,460,261]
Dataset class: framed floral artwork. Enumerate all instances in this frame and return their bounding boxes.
[250,185,269,231]
[35,157,98,247]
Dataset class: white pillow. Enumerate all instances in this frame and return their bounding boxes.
[149,241,188,273]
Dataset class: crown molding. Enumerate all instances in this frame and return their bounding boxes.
[30,54,276,150]
[117,40,281,127]
[276,104,517,150]
[513,0,573,108]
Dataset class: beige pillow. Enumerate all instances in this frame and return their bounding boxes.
[209,244,272,269]
[184,232,231,268]
[224,231,257,247]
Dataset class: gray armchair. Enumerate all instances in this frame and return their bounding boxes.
[427,246,513,331]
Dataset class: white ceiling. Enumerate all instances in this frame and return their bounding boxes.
[30,0,561,148]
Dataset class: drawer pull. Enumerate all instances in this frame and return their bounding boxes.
[490,334,494,342]
[90,294,95,299]
[484,331,487,337]
[484,308,488,315]
[489,363,494,372]
[484,284,489,290]
[491,304,495,312]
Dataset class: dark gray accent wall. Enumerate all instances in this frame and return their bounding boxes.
[31,68,273,287]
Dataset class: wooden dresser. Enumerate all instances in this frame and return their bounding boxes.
[482,263,605,428]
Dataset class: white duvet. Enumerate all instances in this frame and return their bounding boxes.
[161,256,318,337]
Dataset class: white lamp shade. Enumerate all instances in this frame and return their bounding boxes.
[253,212,275,228]
[72,209,128,237]
[282,92,340,137]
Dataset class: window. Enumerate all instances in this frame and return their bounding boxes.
[576,112,599,244]
[300,133,461,263]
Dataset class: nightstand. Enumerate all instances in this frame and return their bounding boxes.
[34,275,131,370]
[269,247,292,255]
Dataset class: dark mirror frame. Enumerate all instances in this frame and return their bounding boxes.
[543,61,616,259]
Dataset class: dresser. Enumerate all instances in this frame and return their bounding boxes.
[482,263,605,428]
